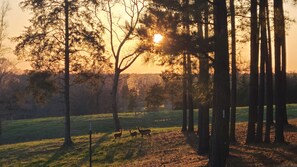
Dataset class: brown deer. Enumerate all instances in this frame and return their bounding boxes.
[137,127,151,137]
[129,130,138,137]
[114,129,122,139]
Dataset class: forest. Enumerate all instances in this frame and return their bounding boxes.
[1,0,297,166]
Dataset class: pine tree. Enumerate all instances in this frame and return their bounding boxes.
[15,0,105,146]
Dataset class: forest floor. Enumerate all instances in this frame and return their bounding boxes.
[124,119,297,167]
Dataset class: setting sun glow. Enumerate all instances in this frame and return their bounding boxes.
[153,34,163,44]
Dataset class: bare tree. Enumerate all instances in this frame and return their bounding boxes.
[97,0,148,131]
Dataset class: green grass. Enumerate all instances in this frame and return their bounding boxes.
[1,104,297,166]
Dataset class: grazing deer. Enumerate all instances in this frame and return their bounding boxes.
[129,130,138,137]
[137,127,151,137]
[114,129,122,139]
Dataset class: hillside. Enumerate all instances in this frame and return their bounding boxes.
[0,107,297,166]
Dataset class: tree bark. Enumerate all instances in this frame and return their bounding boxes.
[63,0,73,146]
[198,0,210,154]
[265,0,273,143]
[229,0,237,143]
[247,0,259,144]
[198,58,210,154]
[187,54,194,132]
[111,69,121,131]
[281,2,288,126]
[274,0,285,143]
[210,0,230,166]
[182,54,188,132]
[256,0,268,143]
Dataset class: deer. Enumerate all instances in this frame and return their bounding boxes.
[129,130,138,137]
[114,129,122,139]
[137,127,151,137]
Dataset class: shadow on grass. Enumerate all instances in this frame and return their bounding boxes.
[77,133,111,166]
[43,144,75,166]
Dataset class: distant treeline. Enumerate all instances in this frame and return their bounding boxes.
[1,72,297,120]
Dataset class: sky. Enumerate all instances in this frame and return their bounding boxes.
[4,0,297,73]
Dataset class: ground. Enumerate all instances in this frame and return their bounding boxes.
[124,120,297,167]
[1,110,297,166]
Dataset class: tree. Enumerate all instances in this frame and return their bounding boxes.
[184,0,194,133]
[15,0,105,146]
[27,71,57,104]
[161,70,183,110]
[97,0,147,131]
[0,58,16,136]
[264,0,274,143]
[210,0,230,166]
[274,0,286,143]
[229,0,237,143]
[145,83,165,111]
[127,88,138,112]
[197,0,210,154]
[246,0,259,144]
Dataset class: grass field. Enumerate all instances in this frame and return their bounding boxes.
[1,104,297,166]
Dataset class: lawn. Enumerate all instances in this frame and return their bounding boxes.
[0,104,297,166]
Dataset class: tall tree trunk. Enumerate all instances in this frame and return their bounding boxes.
[256,0,268,143]
[187,54,194,132]
[198,56,210,154]
[281,4,288,126]
[183,0,194,132]
[210,0,229,166]
[198,0,210,154]
[247,0,259,144]
[274,0,285,143]
[111,69,121,131]
[229,0,237,143]
[63,0,73,146]
[265,0,273,143]
[182,54,188,132]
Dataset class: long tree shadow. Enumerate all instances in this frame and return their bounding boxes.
[43,144,75,166]
[77,133,111,166]
[42,133,111,166]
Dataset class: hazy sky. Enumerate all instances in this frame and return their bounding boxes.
[5,0,297,73]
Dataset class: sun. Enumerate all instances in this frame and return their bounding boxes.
[153,34,163,44]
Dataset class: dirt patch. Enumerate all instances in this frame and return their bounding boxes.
[124,119,297,166]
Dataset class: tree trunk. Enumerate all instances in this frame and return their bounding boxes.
[187,54,194,132]
[198,1,210,154]
[281,2,288,126]
[247,0,259,144]
[256,0,268,143]
[265,0,273,143]
[63,0,73,146]
[229,0,237,143]
[274,0,285,143]
[210,0,229,166]
[182,54,188,132]
[111,69,121,131]
[198,58,210,154]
